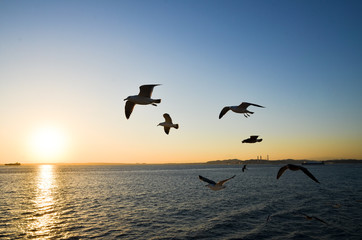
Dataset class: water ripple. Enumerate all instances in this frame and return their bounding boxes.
[1,164,362,239]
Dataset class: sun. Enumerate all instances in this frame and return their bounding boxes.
[29,126,68,161]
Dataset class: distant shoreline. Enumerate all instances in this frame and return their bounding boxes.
[2,159,362,165]
[205,159,362,165]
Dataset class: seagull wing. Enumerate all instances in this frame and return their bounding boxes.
[125,101,135,119]
[250,135,259,141]
[300,166,320,183]
[313,216,328,225]
[139,84,160,98]
[300,213,313,220]
[163,113,172,123]
[277,165,289,179]
[216,175,236,186]
[199,175,216,185]
[219,107,230,119]
[239,102,265,109]
[164,127,170,135]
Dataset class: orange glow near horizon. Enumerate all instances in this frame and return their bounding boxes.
[4,118,360,165]
[27,125,69,163]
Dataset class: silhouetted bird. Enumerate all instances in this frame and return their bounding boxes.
[300,213,328,225]
[277,164,320,183]
[158,113,179,135]
[199,175,235,191]
[219,102,265,119]
[242,165,247,172]
[242,135,263,143]
[124,84,161,119]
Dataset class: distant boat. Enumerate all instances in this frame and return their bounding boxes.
[4,162,21,166]
[302,161,324,165]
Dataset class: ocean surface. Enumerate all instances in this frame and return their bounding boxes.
[1,164,362,240]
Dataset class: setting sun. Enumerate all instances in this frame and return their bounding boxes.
[29,126,68,161]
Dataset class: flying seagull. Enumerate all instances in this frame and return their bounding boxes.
[124,84,161,119]
[199,175,235,191]
[242,135,263,143]
[300,213,328,225]
[219,102,265,119]
[158,113,179,135]
[277,164,320,183]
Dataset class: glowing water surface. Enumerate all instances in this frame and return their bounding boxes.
[1,164,362,239]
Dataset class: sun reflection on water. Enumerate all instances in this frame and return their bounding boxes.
[28,165,57,238]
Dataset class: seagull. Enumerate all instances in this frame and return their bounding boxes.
[157,113,179,135]
[219,102,265,119]
[242,135,263,143]
[300,213,328,225]
[242,165,247,172]
[124,84,161,119]
[198,175,235,191]
[277,164,320,183]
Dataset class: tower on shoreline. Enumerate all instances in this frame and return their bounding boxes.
[256,155,270,161]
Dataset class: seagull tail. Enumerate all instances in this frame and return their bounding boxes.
[154,99,161,104]
[175,124,179,129]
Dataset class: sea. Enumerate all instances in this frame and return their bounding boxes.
[1,164,362,240]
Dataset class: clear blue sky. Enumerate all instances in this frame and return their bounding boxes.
[1,0,361,163]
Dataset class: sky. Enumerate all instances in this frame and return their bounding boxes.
[1,0,362,164]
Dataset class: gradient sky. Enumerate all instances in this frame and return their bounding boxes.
[1,0,362,164]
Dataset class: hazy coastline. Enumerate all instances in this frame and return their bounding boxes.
[205,159,362,165]
[4,159,362,166]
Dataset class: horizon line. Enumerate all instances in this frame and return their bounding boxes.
[2,158,362,166]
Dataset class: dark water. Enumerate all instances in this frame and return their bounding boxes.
[1,164,362,239]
